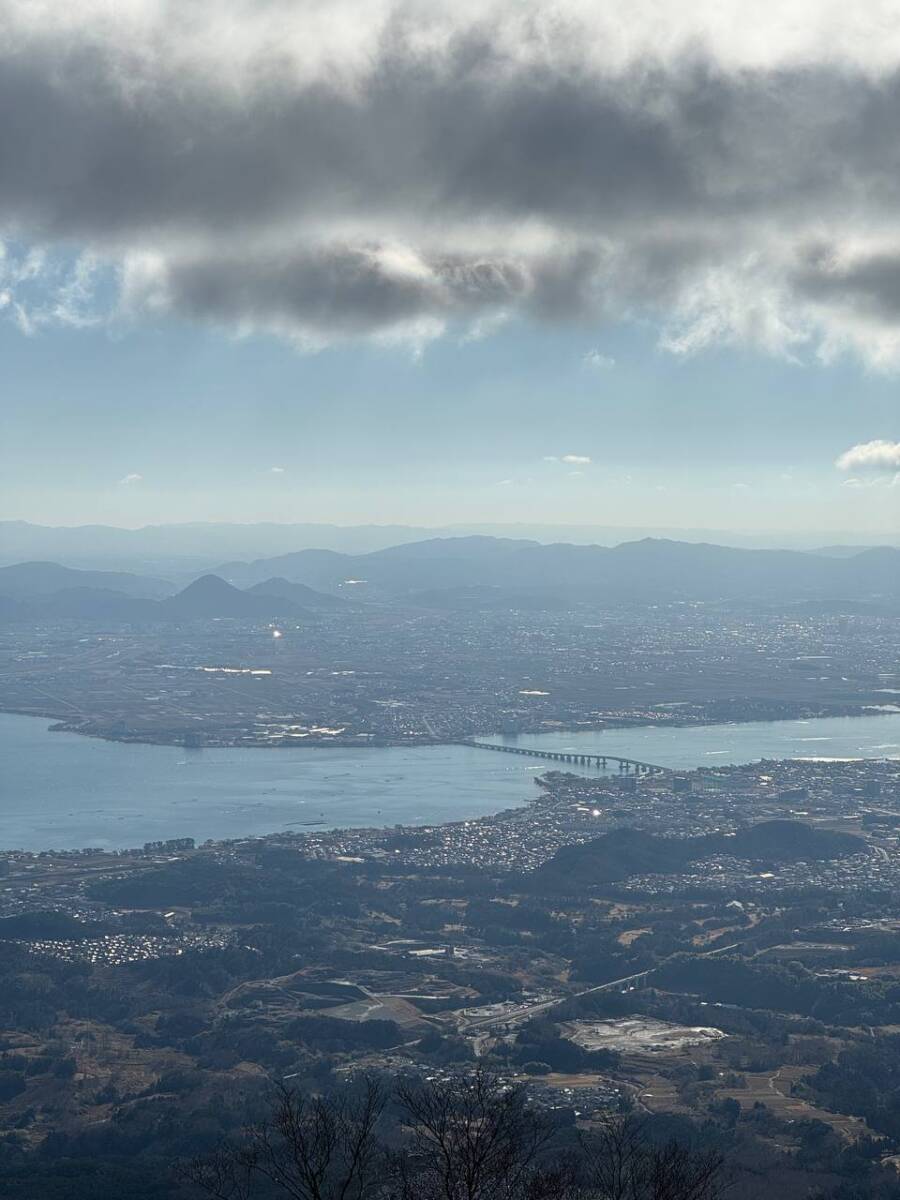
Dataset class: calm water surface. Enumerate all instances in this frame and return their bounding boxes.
[481,712,900,765]
[1,711,898,851]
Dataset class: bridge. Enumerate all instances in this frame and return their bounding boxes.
[460,739,670,775]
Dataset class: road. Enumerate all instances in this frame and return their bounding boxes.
[459,942,742,1035]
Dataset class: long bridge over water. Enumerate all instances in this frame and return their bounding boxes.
[460,739,671,775]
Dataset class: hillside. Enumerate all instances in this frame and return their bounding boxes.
[528,820,865,891]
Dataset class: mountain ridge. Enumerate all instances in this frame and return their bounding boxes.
[3,519,895,573]
[214,535,900,603]
[0,572,312,622]
[1,536,898,618]
[0,561,175,599]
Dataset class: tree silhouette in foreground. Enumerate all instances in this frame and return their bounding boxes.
[391,1067,571,1200]
[182,1069,725,1200]
[581,1112,725,1200]
[181,1077,386,1200]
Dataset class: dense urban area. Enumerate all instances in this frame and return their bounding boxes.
[1,602,895,747]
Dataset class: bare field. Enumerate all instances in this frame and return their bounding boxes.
[564,1017,726,1054]
[718,1066,871,1141]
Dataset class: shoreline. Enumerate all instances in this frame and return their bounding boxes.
[1,709,898,855]
[1,751,897,863]
[0,701,886,752]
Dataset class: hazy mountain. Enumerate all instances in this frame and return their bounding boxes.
[0,521,439,572]
[3,519,894,574]
[2,538,898,618]
[218,536,542,591]
[811,545,895,559]
[246,577,350,609]
[219,550,347,589]
[0,595,25,621]
[160,575,309,620]
[0,571,310,622]
[213,536,900,604]
[35,588,158,621]
[0,560,174,599]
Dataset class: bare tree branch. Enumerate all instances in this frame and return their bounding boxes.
[581,1115,725,1200]
[183,1071,725,1200]
[185,1077,386,1200]
[392,1067,561,1200]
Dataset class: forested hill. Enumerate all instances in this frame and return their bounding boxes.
[528,820,865,891]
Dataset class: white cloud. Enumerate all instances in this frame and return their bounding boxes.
[835,439,900,473]
[583,349,615,370]
[269,465,286,473]
[544,454,591,465]
[118,472,143,485]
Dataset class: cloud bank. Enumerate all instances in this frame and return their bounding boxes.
[7,1,900,361]
[836,439,900,472]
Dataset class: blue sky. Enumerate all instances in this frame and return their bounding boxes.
[2,311,896,534]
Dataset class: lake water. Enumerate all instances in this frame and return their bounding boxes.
[480,712,900,766]
[1,711,899,852]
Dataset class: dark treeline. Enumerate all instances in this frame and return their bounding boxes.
[182,1068,726,1200]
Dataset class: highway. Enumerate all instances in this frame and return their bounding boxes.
[459,942,742,1035]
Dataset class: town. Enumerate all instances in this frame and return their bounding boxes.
[0,604,893,746]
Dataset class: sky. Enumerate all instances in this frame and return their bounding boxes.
[0,0,898,537]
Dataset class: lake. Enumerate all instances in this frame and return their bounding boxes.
[1,711,899,851]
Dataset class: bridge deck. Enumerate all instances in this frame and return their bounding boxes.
[461,740,670,774]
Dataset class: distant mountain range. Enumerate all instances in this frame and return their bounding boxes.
[0,520,433,571]
[2,519,895,574]
[0,536,897,620]
[0,566,343,622]
[0,561,173,600]
[216,535,900,605]
[160,575,309,620]
[245,577,352,610]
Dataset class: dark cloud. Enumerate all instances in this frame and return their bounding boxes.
[0,47,874,237]
[3,3,900,359]
[149,246,529,338]
[795,247,900,318]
